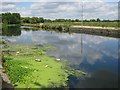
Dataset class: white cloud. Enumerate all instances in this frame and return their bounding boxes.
[2,4,15,9]
[2,0,119,2]
[82,2,118,20]
[1,2,16,12]
[1,1,118,20]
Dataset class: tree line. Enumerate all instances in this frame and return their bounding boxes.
[21,17,118,24]
[21,17,44,23]
[1,12,119,25]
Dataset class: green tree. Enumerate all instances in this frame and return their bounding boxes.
[2,13,21,24]
[97,18,100,22]
[29,17,37,24]
[39,17,44,23]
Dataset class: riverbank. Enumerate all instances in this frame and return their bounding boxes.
[22,22,119,31]
[22,23,70,31]
[21,23,120,38]
[69,26,120,38]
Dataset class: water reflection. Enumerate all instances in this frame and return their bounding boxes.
[68,70,118,88]
[2,29,119,88]
[2,25,21,36]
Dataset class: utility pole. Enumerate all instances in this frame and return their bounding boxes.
[81,1,84,54]
[118,37,120,72]
[82,1,84,26]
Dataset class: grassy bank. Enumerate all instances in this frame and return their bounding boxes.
[22,22,71,31]
[78,21,118,28]
[22,21,119,31]
[2,41,85,88]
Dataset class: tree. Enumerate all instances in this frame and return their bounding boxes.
[90,19,96,22]
[75,19,79,22]
[2,13,21,24]
[29,17,37,24]
[39,17,44,23]
[97,18,100,22]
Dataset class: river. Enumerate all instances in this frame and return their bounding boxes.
[2,26,119,88]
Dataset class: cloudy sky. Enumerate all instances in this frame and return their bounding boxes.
[1,0,119,20]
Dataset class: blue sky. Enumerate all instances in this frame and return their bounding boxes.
[15,2,32,8]
[1,0,119,20]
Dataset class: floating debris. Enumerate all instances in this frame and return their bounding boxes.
[24,66,28,69]
[16,51,20,54]
[56,59,60,61]
[81,72,86,75]
[34,70,37,72]
[45,65,48,68]
[35,59,41,62]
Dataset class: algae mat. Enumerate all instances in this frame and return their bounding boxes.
[3,44,69,88]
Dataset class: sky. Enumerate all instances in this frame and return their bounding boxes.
[1,0,119,20]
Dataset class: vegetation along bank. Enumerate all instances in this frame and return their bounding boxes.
[1,12,120,31]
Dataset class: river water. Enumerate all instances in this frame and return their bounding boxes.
[2,26,119,88]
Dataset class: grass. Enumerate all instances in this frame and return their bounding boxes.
[0,40,6,44]
[41,22,71,30]
[22,21,119,31]
[82,22,118,29]
[2,43,85,88]
[22,22,71,31]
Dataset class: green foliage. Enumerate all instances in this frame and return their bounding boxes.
[21,17,44,24]
[3,57,33,86]
[0,40,6,44]
[82,21,118,28]
[1,12,118,28]
[21,17,30,23]
[39,17,44,23]
[97,18,100,22]
[2,13,21,24]
[41,22,70,31]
